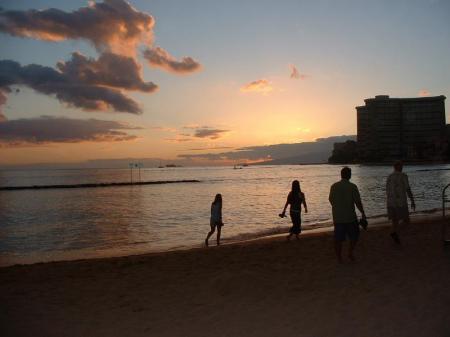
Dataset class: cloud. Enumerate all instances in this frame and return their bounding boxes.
[150,126,178,132]
[0,53,158,114]
[240,79,273,94]
[161,126,230,142]
[165,137,193,143]
[289,64,307,80]
[143,47,201,74]
[178,135,356,163]
[418,89,431,97]
[57,52,157,92]
[193,128,229,139]
[0,115,141,147]
[187,146,234,151]
[0,0,154,56]
[0,1,201,115]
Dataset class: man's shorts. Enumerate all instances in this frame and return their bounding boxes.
[334,221,360,242]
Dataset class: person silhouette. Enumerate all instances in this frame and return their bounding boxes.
[386,161,415,244]
[329,167,366,262]
[280,180,308,240]
[205,194,223,247]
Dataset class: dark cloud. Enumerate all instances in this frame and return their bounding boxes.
[143,47,201,74]
[57,52,157,92]
[0,0,154,55]
[0,115,141,147]
[178,135,356,163]
[193,128,229,139]
[0,1,200,115]
[161,126,230,142]
[0,53,158,113]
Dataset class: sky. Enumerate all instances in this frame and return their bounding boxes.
[0,0,449,167]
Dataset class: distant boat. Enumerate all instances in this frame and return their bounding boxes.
[233,165,243,170]
[242,163,249,167]
[158,161,164,168]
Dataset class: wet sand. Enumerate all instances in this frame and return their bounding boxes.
[1,217,450,337]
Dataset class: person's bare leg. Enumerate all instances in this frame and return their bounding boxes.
[349,240,357,261]
[205,227,215,247]
[295,234,300,240]
[334,241,343,263]
[286,232,292,241]
[216,226,221,245]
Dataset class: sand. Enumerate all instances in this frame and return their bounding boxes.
[1,217,450,337]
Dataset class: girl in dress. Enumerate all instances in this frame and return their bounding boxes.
[280,180,308,240]
[205,194,223,246]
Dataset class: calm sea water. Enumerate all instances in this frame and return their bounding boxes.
[1,164,450,266]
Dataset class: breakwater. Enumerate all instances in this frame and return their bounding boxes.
[0,179,201,191]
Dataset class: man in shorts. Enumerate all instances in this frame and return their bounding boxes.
[329,167,366,263]
[386,161,415,244]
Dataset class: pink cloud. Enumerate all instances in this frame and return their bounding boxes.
[289,64,307,80]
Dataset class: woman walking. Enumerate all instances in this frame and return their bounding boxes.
[205,194,223,247]
[280,180,308,240]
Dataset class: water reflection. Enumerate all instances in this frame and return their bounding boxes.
[1,164,450,265]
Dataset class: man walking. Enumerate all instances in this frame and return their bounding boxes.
[329,167,366,263]
[386,161,415,244]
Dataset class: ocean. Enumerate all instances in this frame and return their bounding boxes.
[1,164,449,266]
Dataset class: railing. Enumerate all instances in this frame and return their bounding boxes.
[441,183,450,245]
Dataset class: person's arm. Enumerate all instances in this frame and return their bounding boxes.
[353,186,366,219]
[302,193,308,213]
[405,175,415,211]
[281,194,290,217]
[219,204,223,225]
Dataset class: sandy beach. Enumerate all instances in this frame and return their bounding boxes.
[1,217,450,337]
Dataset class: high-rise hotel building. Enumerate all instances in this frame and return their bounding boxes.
[357,95,446,161]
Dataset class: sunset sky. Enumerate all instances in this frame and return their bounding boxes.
[1,0,449,167]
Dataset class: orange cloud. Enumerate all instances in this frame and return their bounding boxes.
[240,79,273,94]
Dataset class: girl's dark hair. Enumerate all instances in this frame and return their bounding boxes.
[213,193,222,204]
[291,180,301,193]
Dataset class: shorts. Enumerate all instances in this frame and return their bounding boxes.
[334,221,359,242]
[210,219,223,229]
[289,211,302,234]
[387,206,409,222]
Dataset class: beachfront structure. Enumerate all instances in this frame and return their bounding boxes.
[356,95,447,162]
